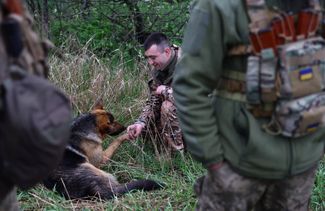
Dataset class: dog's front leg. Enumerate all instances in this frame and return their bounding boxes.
[102,133,130,164]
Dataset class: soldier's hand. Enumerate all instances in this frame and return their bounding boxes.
[127,123,145,140]
[208,162,223,172]
[155,85,167,95]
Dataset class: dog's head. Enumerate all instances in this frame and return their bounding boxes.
[90,100,126,138]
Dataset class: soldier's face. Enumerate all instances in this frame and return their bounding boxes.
[145,44,171,70]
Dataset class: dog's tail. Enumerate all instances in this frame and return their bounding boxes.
[111,179,164,198]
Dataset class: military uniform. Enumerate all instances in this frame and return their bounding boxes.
[136,46,184,151]
[173,0,325,210]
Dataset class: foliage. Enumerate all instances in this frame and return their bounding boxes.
[27,0,191,59]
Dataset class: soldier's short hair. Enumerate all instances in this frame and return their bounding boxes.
[144,32,170,52]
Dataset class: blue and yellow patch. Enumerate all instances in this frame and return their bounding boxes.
[306,122,319,133]
[299,67,313,81]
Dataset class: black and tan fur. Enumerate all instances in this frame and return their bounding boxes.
[43,101,163,200]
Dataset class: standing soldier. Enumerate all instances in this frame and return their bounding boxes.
[127,32,184,153]
[0,0,71,210]
[173,0,325,210]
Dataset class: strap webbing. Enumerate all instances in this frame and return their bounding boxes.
[222,70,246,81]
[215,90,247,102]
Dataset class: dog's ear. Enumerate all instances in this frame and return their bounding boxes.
[92,98,104,111]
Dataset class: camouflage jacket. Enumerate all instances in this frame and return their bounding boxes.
[135,46,180,126]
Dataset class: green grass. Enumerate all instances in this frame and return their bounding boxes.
[18,146,203,210]
[17,44,325,210]
[311,159,325,211]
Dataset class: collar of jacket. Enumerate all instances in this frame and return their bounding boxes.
[152,47,178,85]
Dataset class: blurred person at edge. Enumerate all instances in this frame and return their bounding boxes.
[173,0,325,210]
[0,0,71,210]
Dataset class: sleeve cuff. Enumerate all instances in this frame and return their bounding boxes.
[134,120,146,127]
[202,156,224,169]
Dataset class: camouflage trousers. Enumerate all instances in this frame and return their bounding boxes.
[194,162,318,211]
[144,100,184,152]
[0,187,19,211]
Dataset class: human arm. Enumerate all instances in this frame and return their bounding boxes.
[172,0,225,168]
[173,0,249,167]
[127,80,162,139]
[155,85,174,104]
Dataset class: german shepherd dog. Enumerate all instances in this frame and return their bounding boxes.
[43,101,163,200]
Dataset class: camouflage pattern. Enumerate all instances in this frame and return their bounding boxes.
[194,162,318,211]
[0,187,19,211]
[136,46,184,151]
[160,100,184,151]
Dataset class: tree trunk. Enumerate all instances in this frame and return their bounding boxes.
[124,0,147,44]
[81,0,91,20]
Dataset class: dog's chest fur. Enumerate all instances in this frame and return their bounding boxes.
[77,132,104,167]
[68,132,120,186]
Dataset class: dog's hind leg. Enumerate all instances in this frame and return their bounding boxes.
[102,133,129,164]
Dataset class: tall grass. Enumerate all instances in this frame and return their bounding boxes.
[18,43,324,210]
[311,159,325,211]
[48,39,147,121]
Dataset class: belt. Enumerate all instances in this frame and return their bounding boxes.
[216,78,246,102]
[216,70,246,101]
[216,71,274,118]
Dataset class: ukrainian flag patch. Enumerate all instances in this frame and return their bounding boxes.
[299,67,313,81]
[306,122,319,133]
